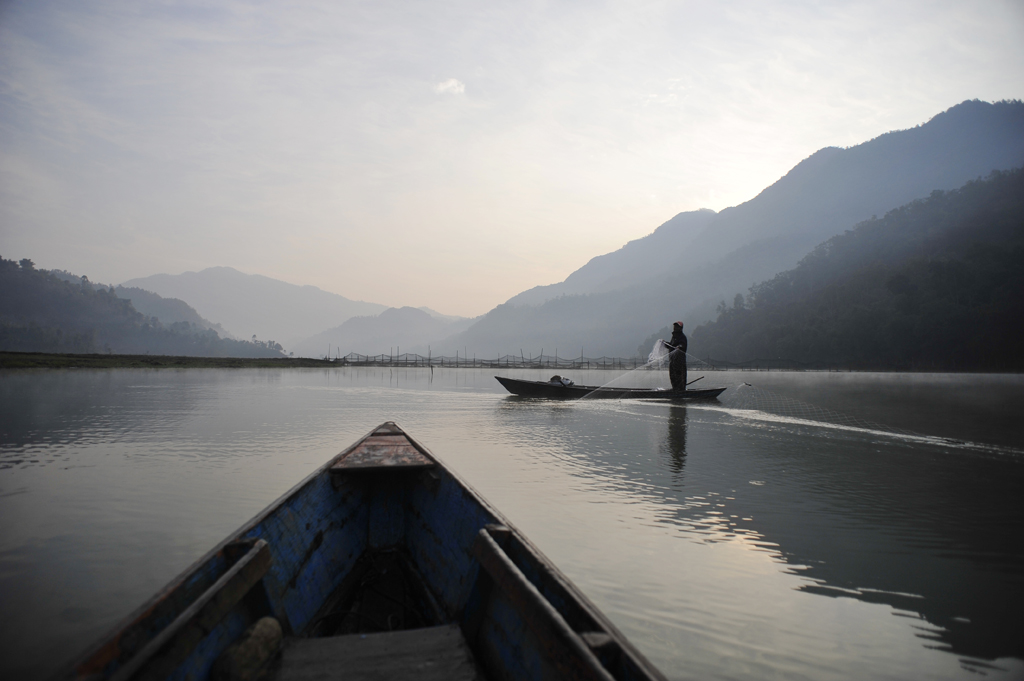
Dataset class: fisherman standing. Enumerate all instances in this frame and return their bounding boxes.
[665,321,688,392]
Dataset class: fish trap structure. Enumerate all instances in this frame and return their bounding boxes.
[334,352,655,370]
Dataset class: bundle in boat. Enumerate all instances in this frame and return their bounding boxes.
[60,422,666,681]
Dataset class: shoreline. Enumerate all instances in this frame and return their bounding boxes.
[0,351,333,369]
[1,351,1021,373]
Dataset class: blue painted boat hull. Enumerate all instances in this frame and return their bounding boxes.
[62,423,667,681]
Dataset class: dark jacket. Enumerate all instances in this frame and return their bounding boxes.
[667,327,687,355]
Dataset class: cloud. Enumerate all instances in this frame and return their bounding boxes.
[433,78,465,95]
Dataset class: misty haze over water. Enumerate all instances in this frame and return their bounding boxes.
[1,368,1021,680]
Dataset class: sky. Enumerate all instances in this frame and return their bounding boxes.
[1,0,1023,317]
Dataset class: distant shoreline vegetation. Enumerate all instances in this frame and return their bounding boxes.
[687,168,1024,373]
[0,352,329,369]
[0,257,286,358]
[3,351,1021,372]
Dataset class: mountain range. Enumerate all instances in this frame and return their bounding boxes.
[443,99,1024,357]
[0,260,284,357]
[122,267,388,348]
[293,307,476,359]
[13,99,1022,363]
[113,286,233,339]
[690,167,1024,370]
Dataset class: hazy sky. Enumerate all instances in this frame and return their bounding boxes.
[2,1,1023,316]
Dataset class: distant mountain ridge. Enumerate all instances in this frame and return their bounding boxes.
[689,167,1024,370]
[46,271,234,338]
[122,267,388,348]
[0,259,284,357]
[293,306,474,358]
[507,209,717,306]
[114,286,233,338]
[444,99,1024,356]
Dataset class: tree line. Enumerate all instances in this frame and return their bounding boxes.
[0,258,285,358]
[687,168,1024,371]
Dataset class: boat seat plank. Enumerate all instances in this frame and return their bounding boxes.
[273,624,482,681]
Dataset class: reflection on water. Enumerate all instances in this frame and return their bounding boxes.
[617,401,1022,666]
[1,368,1022,680]
[662,407,688,482]
[490,379,1024,678]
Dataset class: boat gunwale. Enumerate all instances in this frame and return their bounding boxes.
[59,425,393,679]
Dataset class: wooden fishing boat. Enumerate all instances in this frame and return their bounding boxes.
[495,376,727,401]
[60,422,667,681]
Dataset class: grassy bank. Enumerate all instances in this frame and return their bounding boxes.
[0,351,335,369]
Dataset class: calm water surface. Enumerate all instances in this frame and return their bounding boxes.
[1,368,1022,680]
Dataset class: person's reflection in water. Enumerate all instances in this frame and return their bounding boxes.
[661,406,688,486]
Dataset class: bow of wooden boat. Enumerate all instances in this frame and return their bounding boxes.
[61,422,666,681]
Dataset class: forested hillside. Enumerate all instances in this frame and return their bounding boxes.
[689,169,1024,370]
[49,269,234,338]
[114,286,233,338]
[0,258,285,357]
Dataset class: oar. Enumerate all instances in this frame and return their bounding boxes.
[686,376,704,386]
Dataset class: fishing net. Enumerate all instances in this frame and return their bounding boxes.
[578,341,706,394]
[648,339,671,367]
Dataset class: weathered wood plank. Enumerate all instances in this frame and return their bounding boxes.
[273,624,482,681]
[332,434,435,471]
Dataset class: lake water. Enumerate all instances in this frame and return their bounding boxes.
[1,368,1022,681]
